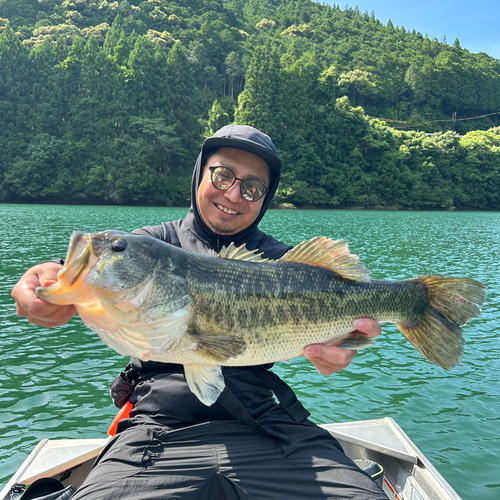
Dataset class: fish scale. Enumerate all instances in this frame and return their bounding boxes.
[36,231,486,406]
[179,273,428,366]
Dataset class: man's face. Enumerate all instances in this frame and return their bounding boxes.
[197,147,271,236]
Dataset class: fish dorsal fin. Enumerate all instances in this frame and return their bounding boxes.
[280,237,371,282]
[219,242,269,263]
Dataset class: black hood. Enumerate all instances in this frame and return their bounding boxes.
[185,125,282,250]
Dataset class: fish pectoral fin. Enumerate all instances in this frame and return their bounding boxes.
[97,302,193,360]
[280,237,371,282]
[219,242,270,262]
[195,334,246,362]
[184,364,224,406]
[337,332,377,350]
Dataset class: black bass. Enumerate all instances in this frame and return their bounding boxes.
[36,231,486,406]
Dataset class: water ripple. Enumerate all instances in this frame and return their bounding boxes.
[1,206,499,498]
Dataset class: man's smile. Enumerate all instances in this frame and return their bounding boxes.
[215,203,240,215]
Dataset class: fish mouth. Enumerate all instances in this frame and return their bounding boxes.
[63,231,93,286]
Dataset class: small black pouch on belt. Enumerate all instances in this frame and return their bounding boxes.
[110,366,139,409]
[110,363,183,409]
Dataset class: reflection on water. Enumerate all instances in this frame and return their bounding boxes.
[1,205,499,498]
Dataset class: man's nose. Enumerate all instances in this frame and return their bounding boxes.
[224,181,244,203]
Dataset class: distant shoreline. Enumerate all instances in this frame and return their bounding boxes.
[1,201,498,212]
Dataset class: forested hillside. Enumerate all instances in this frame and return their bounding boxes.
[1,0,499,208]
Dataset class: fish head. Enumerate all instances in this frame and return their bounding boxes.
[84,230,192,328]
[36,231,97,305]
[38,230,193,359]
[82,231,194,358]
[87,230,159,292]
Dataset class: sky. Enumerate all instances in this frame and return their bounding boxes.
[325,1,500,60]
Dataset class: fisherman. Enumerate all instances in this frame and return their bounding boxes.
[12,125,388,499]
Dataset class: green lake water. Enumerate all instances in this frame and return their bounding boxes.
[1,204,499,498]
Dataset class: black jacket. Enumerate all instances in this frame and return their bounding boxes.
[115,150,294,427]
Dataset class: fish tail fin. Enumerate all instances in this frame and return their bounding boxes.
[398,276,486,370]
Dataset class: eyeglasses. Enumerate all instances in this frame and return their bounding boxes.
[208,166,269,202]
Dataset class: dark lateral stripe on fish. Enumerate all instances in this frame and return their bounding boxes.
[36,230,487,406]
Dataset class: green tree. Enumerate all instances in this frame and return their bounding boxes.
[167,41,202,171]
[208,99,230,135]
[0,23,34,180]
[338,69,378,106]
[235,46,286,143]
[1,134,70,202]
[103,14,125,55]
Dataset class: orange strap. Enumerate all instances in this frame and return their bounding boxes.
[107,401,133,436]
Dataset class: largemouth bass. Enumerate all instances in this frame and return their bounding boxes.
[36,231,486,406]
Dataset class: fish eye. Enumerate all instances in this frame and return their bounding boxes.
[111,239,128,252]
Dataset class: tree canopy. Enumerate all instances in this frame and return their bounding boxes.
[1,0,500,208]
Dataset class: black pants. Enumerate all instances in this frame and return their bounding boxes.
[72,410,388,500]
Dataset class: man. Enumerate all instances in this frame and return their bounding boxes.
[12,125,388,499]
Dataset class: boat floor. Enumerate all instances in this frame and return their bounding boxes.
[0,418,461,500]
